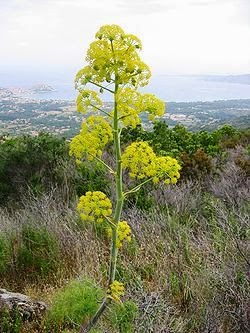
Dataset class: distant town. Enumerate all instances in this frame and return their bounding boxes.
[0,86,249,138]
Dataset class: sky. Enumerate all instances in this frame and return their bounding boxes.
[0,0,250,77]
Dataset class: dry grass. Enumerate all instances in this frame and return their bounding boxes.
[0,155,249,332]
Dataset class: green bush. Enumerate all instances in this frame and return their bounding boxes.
[16,226,60,277]
[0,133,68,205]
[46,279,104,332]
[180,148,212,179]
[108,301,138,333]
[75,161,111,197]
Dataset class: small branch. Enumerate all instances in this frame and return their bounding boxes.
[118,113,133,121]
[93,155,115,174]
[85,152,114,174]
[89,103,112,117]
[124,178,153,196]
[89,80,114,94]
[104,215,117,228]
[110,40,115,56]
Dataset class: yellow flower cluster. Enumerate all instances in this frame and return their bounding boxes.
[122,141,156,179]
[107,280,125,301]
[76,89,103,114]
[122,141,181,184]
[112,88,165,128]
[107,221,132,248]
[115,88,141,128]
[75,25,151,89]
[140,93,165,121]
[153,156,181,184]
[77,191,112,223]
[116,221,132,248]
[69,115,113,161]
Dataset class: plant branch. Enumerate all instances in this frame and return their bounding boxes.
[88,80,114,94]
[104,215,117,228]
[118,113,134,121]
[92,155,114,174]
[89,103,112,118]
[124,178,153,196]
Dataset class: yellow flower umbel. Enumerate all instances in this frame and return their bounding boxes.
[121,141,156,179]
[69,115,113,161]
[77,191,112,223]
[107,280,125,302]
[76,90,103,114]
[122,141,181,184]
[75,24,151,89]
[113,88,165,129]
[107,221,132,248]
[116,88,141,128]
[139,93,165,121]
[153,156,181,184]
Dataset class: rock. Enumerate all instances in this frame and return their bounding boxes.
[0,288,47,321]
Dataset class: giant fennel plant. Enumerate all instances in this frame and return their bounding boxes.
[69,24,181,332]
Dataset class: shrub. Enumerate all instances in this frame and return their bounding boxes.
[0,133,68,206]
[16,226,60,277]
[75,161,111,197]
[108,300,138,333]
[46,279,104,332]
[180,148,212,179]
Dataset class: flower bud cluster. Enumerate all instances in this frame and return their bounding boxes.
[107,280,125,301]
[76,90,103,113]
[122,141,181,184]
[122,141,156,179]
[77,191,112,223]
[69,115,112,161]
[75,25,151,89]
[116,221,132,248]
[107,221,132,248]
[153,156,181,184]
[140,93,165,121]
[114,88,165,128]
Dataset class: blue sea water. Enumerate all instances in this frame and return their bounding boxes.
[148,75,250,102]
[0,70,250,102]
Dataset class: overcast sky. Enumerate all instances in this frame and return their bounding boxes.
[1,0,250,76]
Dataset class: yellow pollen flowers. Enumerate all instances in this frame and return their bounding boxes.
[122,141,181,184]
[77,191,112,223]
[69,115,113,161]
[107,221,132,248]
[75,24,151,89]
[76,90,103,114]
[122,141,156,179]
[107,280,125,302]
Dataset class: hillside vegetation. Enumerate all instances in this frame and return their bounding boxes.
[0,123,249,332]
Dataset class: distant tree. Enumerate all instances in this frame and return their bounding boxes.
[0,133,68,205]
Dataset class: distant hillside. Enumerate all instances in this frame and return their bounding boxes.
[201,74,250,85]
[0,88,249,136]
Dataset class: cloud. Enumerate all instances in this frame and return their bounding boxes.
[233,0,250,26]
[0,0,249,74]
[116,0,175,14]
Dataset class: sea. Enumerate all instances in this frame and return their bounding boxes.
[0,70,250,102]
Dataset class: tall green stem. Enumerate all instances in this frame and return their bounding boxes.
[79,80,123,333]
[109,80,124,284]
